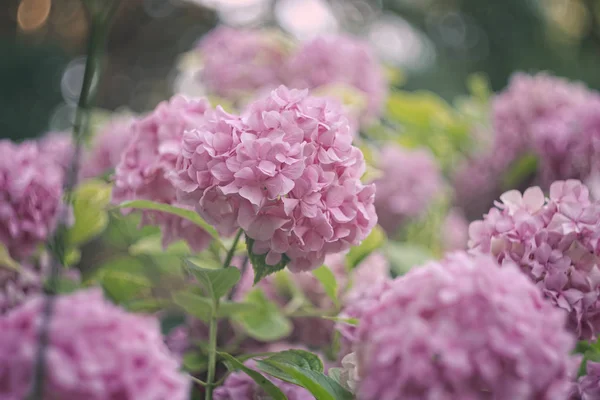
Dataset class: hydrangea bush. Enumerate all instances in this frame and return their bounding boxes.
[5,3,600,399]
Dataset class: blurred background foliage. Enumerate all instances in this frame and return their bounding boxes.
[2,0,600,140]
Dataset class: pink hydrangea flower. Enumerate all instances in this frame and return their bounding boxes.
[112,95,212,252]
[441,208,469,251]
[373,145,443,235]
[81,117,136,179]
[39,131,75,172]
[0,140,65,259]
[0,288,190,400]
[173,86,377,272]
[196,26,289,101]
[285,34,386,124]
[573,361,600,400]
[354,252,577,400]
[469,180,600,339]
[455,73,598,218]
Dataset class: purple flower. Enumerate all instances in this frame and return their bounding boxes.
[196,26,290,101]
[112,95,213,252]
[39,131,75,172]
[441,208,469,251]
[0,288,190,400]
[354,252,577,400]
[573,361,600,400]
[469,180,600,339]
[173,86,377,272]
[0,140,65,259]
[81,117,136,179]
[285,34,386,124]
[373,145,443,235]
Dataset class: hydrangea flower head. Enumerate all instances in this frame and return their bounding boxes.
[354,252,576,400]
[0,140,65,259]
[173,86,377,271]
[81,117,136,179]
[573,361,600,399]
[112,95,212,252]
[373,145,443,235]
[0,288,190,399]
[196,26,290,101]
[286,34,386,124]
[469,179,600,339]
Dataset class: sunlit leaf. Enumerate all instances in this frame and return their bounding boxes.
[233,288,292,341]
[67,180,111,246]
[184,259,241,301]
[312,266,339,308]
[130,233,191,256]
[101,269,152,303]
[346,225,386,269]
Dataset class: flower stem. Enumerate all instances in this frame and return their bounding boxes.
[223,229,243,269]
[28,2,117,399]
[205,302,218,400]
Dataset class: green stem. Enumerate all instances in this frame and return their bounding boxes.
[205,302,218,400]
[223,229,243,269]
[27,4,116,399]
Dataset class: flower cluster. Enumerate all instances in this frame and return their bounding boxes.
[572,361,600,399]
[196,26,290,101]
[0,140,65,259]
[81,117,136,179]
[353,252,576,400]
[0,288,189,399]
[190,27,386,123]
[112,95,213,252]
[285,34,386,124]
[174,86,377,272]
[469,180,600,339]
[455,73,599,217]
[373,145,443,235]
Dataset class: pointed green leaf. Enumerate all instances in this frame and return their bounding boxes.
[184,259,241,301]
[182,352,208,373]
[233,288,292,341]
[126,298,172,313]
[255,350,324,382]
[246,236,289,284]
[218,352,287,400]
[312,266,339,308]
[115,200,222,248]
[101,269,151,303]
[172,291,213,322]
[130,233,191,256]
[320,316,359,325]
[217,301,257,318]
[258,360,353,400]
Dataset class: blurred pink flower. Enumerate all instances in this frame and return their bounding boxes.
[286,34,386,124]
[197,26,289,101]
[355,252,576,400]
[0,140,65,259]
[39,131,75,172]
[0,288,189,400]
[81,117,136,179]
[469,180,600,339]
[112,95,212,252]
[441,208,469,251]
[373,145,443,235]
[573,361,600,400]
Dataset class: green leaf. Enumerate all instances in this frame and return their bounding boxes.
[312,266,339,308]
[257,350,324,379]
[258,360,353,400]
[217,301,258,317]
[49,277,80,294]
[67,180,111,246]
[386,242,434,276]
[233,288,292,341]
[218,352,287,400]
[184,259,241,301]
[320,316,359,325]
[182,352,208,373]
[115,200,222,248]
[246,236,289,284]
[172,291,213,322]
[501,153,538,191]
[129,233,191,256]
[327,367,343,385]
[0,243,20,271]
[126,298,172,313]
[101,269,152,303]
[346,225,386,269]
